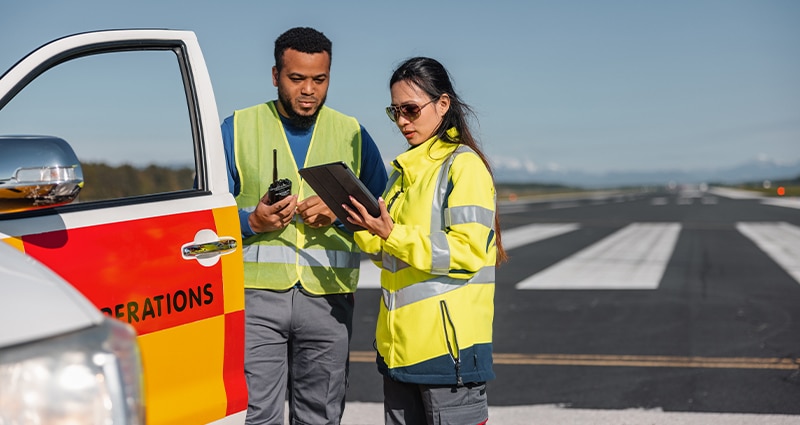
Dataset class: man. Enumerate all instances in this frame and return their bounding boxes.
[221,27,388,424]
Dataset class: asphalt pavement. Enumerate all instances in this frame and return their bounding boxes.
[342,188,800,424]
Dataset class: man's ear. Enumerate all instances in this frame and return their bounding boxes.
[272,66,279,87]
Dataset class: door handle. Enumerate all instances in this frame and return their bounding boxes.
[182,238,237,257]
[181,229,238,267]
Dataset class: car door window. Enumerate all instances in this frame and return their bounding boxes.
[0,50,195,202]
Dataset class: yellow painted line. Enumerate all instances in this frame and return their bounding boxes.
[351,351,377,362]
[349,351,800,370]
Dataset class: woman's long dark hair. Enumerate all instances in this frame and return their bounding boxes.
[390,57,507,264]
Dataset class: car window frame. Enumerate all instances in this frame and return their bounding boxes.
[0,33,211,220]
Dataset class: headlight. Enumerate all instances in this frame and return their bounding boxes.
[0,318,145,424]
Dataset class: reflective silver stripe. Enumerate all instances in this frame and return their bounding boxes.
[429,230,450,275]
[430,151,456,232]
[298,249,361,269]
[382,266,495,311]
[426,148,462,274]
[444,205,494,228]
[367,252,382,263]
[242,244,358,269]
[384,169,401,198]
[382,251,410,273]
[242,244,295,263]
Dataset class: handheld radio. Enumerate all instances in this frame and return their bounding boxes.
[266,149,292,204]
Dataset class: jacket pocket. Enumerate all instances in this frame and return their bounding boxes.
[439,300,463,386]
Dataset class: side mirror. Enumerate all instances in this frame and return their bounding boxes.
[0,136,84,214]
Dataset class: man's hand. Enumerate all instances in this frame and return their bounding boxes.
[297,195,337,228]
[249,194,298,233]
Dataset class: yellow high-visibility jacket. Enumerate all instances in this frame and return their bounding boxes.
[355,131,496,385]
[234,101,363,294]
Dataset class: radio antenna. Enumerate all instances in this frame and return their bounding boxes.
[272,149,278,183]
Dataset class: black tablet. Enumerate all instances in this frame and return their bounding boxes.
[299,161,380,232]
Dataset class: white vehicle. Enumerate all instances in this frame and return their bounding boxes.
[0,241,144,424]
[1,30,246,424]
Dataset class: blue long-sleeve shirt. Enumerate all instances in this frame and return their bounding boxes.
[221,109,388,238]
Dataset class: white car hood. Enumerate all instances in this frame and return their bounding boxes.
[0,242,103,347]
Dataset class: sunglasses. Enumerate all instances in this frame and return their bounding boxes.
[385,98,437,122]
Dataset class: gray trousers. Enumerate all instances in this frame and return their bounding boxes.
[383,377,489,425]
[245,287,354,425]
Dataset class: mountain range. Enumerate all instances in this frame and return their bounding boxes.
[492,157,800,188]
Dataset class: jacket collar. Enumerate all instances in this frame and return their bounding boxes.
[393,129,460,184]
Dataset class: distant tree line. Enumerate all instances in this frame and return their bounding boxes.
[78,162,195,201]
[73,163,800,203]
[495,181,580,200]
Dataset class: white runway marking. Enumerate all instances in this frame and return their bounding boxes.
[502,223,581,250]
[760,197,800,210]
[707,187,765,199]
[736,222,800,284]
[356,223,580,289]
[358,221,800,291]
[516,223,681,290]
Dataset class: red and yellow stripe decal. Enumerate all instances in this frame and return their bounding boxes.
[4,205,247,424]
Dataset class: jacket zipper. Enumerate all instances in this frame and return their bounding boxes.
[439,300,463,386]
[386,160,404,212]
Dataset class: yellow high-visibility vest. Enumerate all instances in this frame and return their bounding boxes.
[234,101,362,294]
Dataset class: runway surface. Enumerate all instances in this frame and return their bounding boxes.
[345,186,800,423]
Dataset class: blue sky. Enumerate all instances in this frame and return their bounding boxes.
[1,0,799,176]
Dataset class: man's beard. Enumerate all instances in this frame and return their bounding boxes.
[277,87,326,130]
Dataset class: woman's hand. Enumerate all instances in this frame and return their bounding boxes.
[343,196,393,240]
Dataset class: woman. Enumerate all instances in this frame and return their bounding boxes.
[343,57,507,425]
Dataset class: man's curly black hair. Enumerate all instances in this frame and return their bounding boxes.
[274,27,332,71]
